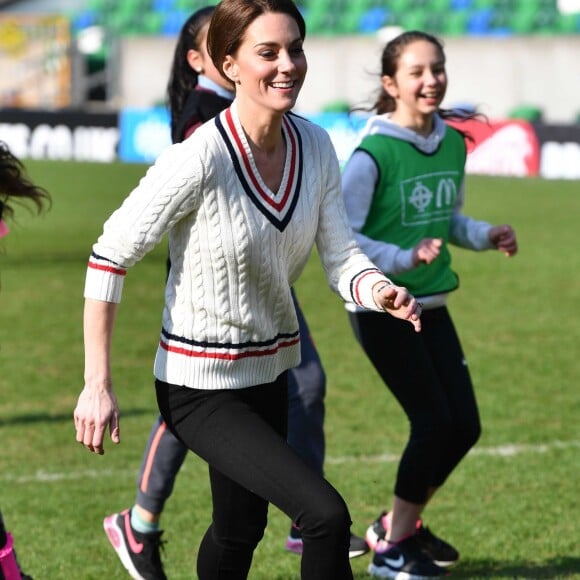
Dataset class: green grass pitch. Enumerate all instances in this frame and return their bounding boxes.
[1,160,579,578]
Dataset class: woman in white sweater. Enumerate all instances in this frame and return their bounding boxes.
[73,1,421,578]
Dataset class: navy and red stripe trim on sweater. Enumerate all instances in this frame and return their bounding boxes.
[215,108,302,232]
[87,252,127,277]
[159,327,301,361]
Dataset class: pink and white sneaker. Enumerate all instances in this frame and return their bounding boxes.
[103,509,167,580]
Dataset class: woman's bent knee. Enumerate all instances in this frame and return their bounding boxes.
[300,493,351,540]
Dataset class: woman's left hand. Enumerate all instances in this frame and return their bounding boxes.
[374,283,422,333]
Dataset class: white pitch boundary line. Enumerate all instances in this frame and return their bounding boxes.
[2,439,579,483]
[325,438,580,464]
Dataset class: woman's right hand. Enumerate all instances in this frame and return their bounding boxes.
[374,283,422,333]
[73,384,120,455]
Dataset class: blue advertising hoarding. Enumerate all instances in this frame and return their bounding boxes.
[118,107,172,163]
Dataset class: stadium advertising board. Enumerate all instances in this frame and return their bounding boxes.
[0,108,118,162]
[303,112,367,168]
[448,119,541,178]
[1,108,578,181]
[534,124,580,180]
[118,108,172,163]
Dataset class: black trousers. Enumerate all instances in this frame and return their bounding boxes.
[156,374,352,580]
[349,306,482,504]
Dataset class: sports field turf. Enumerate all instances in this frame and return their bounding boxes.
[1,161,579,578]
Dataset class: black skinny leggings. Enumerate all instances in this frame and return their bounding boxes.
[349,306,481,504]
[155,374,353,580]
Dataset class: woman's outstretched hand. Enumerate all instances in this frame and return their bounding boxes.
[374,282,422,333]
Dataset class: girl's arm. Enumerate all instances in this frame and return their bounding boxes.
[449,179,517,255]
[449,179,494,250]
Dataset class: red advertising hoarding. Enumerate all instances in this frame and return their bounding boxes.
[448,119,541,178]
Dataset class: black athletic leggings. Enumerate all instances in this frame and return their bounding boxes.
[155,374,353,580]
[348,306,481,504]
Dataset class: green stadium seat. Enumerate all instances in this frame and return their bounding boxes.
[421,12,446,34]
[534,5,561,34]
[441,10,469,35]
[140,11,164,35]
[339,5,365,34]
[429,0,452,11]
[508,105,543,122]
[86,0,108,11]
[116,0,144,20]
[400,9,429,32]
[322,100,351,113]
[382,0,412,14]
[494,0,521,10]
[508,9,537,34]
[558,13,580,34]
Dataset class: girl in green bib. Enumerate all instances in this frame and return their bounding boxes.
[341,31,518,579]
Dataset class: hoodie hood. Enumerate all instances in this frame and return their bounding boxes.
[358,113,447,154]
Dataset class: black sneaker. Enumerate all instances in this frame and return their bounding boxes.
[415,524,459,567]
[366,512,459,567]
[285,524,370,559]
[368,535,445,579]
[103,509,167,580]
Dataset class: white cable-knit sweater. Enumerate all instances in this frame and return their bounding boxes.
[85,102,389,390]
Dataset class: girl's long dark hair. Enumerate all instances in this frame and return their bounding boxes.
[166,6,216,137]
[0,141,50,219]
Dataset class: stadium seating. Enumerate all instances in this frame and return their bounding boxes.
[67,0,580,38]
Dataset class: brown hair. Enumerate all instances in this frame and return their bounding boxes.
[207,0,306,81]
[0,141,50,220]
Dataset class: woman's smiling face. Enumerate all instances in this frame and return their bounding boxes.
[222,11,307,115]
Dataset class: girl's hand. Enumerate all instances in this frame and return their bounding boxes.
[73,385,120,455]
[374,282,422,333]
[413,237,443,266]
[489,225,518,257]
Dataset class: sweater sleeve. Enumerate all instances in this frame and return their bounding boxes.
[84,138,207,303]
[448,178,494,250]
[313,131,391,311]
[342,150,415,274]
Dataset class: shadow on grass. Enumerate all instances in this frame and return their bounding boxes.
[352,557,580,579]
[449,556,580,578]
[0,407,152,427]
